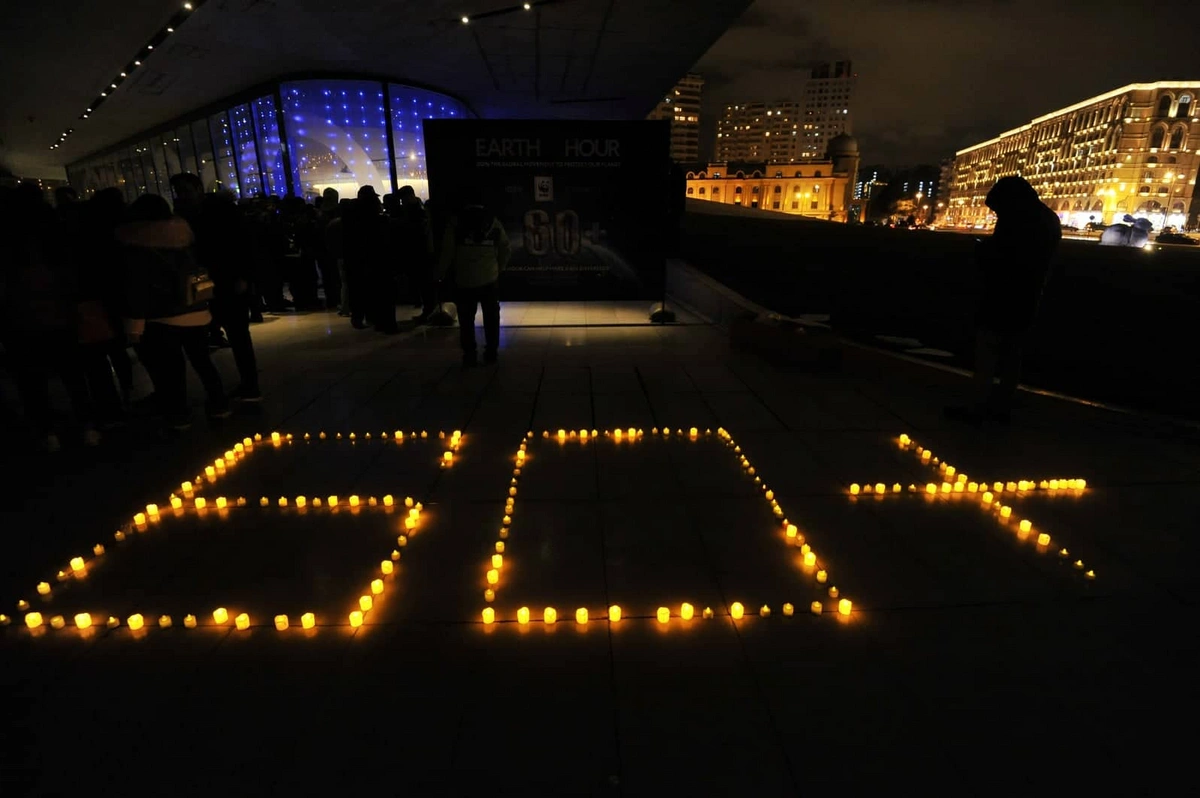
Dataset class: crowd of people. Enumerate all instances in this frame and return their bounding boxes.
[1,175,510,452]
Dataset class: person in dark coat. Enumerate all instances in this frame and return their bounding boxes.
[341,186,392,331]
[947,176,1061,425]
[170,173,261,402]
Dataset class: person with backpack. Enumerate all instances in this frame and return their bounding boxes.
[435,191,511,366]
[117,194,230,431]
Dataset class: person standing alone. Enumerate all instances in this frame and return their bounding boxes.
[435,192,510,366]
[946,175,1061,425]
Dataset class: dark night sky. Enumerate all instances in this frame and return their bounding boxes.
[693,0,1200,167]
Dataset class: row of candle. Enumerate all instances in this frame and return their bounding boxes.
[542,427,710,443]
[480,598,854,626]
[479,435,529,605]
[889,434,1096,579]
[718,427,852,615]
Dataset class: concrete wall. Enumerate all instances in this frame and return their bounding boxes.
[679,208,1200,417]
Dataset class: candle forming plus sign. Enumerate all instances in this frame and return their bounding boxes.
[847,434,1096,581]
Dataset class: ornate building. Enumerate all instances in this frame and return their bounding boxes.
[687,133,860,222]
[947,82,1199,230]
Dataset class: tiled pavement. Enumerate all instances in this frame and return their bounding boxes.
[2,306,1196,796]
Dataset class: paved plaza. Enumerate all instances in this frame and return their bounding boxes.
[2,305,1195,796]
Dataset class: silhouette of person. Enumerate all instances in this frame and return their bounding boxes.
[436,190,510,366]
[946,176,1061,425]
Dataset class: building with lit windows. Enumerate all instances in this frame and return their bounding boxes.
[687,133,860,222]
[715,101,803,163]
[647,73,704,162]
[714,61,854,164]
[947,81,1200,230]
[802,61,855,160]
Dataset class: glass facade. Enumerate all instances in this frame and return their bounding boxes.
[67,76,473,203]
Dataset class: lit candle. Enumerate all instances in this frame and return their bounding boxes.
[359,596,373,612]
[1018,520,1032,533]
[495,541,505,553]
[181,481,193,494]
[838,599,852,616]
[702,607,714,619]
[828,586,839,598]
[689,427,698,437]
[803,551,817,568]
[205,466,216,479]
[259,497,269,507]
[348,495,360,508]
[759,605,771,617]
[486,569,499,585]
[158,615,172,628]
[74,612,92,629]
[656,607,670,624]
[17,600,30,611]
[1036,533,1051,546]
[370,578,384,595]
[899,433,911,445]
[575,608,588,624]
[278,497,288,507]
[194,497,207,510]
[782,603,794,616]
[301,612,316,629]
[484,589,495,602]
[982,491,994,504]
[1000,506,1012,519]
[544,607,557,624]
[274,615,289,631]
[383,495,394,507]
[70,556,85,572]
[482,607,495,624]
[93,544,105,557]
[608,605,621,623]
[184,614,197,628]
[37,582,50,595]
[381,561,394,575]
[729,602,744,620]
[786,524,798,539]
[968,482,978,493]
[680,602,694,620]
[126,613,144,630]
[945,466,956,478]
[234,613,249,630]
[49,615,65,629]
[874,483,885,495]
[397,535,408,547]
[391,550,401,560]
[810,601,822,615]
[926,484,937,495]
[517,607,531,624]
[213,607,229,624]
[327,495,338,507]
[134,512,147,526]
[492,554,503,570]
[349,611,363,628]
[892,483,902,493]
[271,432,281,443]
[1085,569,1095,579]
[170,496,183,510]
[216,496,228,509]
[816,570,827,583]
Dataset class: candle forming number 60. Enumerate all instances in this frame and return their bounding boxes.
[522,209,580,256]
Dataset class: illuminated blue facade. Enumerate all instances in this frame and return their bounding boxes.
[66,77,471,202]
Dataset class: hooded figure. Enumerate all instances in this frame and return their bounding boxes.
[948,176,1061,426]
[976,176,1062,334]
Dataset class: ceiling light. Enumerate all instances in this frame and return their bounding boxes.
[134,60,141,65]
[120,72,127,77]
[461,15,469,23]
[147,44,153,49]
[166,27,174,33]
[86,107,92,112]
[100,91,107,96]
[82,114,89,118]
[184,2,193,8]
[111,83,117,88]
[524,2,532,8]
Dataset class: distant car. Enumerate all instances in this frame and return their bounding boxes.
[1156,232,1199,246]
